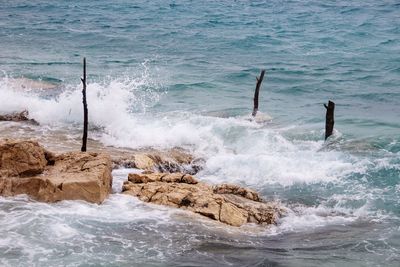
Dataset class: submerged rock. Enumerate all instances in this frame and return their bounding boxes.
[122,172,283,227]
[6,77,58,90]
[112,148,203,174]
[0,110,39,125]
[0,139,112,204]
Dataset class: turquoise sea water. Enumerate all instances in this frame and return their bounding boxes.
[0,1,399,266]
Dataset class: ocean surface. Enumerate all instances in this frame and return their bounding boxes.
[0,0,399,266]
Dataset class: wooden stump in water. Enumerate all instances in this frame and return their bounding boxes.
[324,100,335,140]
[81,58,88,152]
[252,70,266,117]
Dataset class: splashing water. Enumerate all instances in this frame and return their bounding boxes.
[0,0,399,266]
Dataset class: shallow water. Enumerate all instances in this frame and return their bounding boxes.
[0,0,399,266]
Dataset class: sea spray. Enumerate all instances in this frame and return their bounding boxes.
[0,67,164,124]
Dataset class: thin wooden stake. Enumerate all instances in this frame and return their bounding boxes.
[81,57,88,152]
[324,100,335,140]
[252,69,266,117]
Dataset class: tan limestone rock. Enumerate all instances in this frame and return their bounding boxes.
[131,154,155,170]
[222,194,280,225]
[40,152,113,203]
[122,172,283,227]
[128,172,198,184]
[219,202,248,227]
[0,139,47,177]
[0,139,112,204]
[213,183,262,202]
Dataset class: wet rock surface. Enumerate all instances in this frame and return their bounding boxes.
[0,110,39,125]
[122,172,283,227]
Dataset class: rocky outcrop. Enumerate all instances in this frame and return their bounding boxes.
[122,172,283,227]
[112,148,203,174]
[0,139,112,203]
[0,139,47,177]
[0,110,39,125]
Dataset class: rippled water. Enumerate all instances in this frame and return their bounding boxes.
[0,0,399,266]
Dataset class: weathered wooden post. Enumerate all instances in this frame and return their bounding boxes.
[324,100,335,140]
[252,70,266,117]
[81,57,88,152]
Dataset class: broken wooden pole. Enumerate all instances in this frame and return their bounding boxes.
[324,100,335,140]
[252,69,266,117]
[81,57,88,152]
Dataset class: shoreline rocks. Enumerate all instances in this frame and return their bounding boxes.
[0,139,112,204]
[0,110,39,125]
[0,139,284,228]
[122,172,283,227]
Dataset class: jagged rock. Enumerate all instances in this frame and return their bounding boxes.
[122,172,283,227]
[128,172,198,184]
[113,148,203,174]
[0,139,112,204]
[220,202,248,226]
[0,139,47,177]
[128,154,155,170]
[213,183,261,202]
[0,110,39,125]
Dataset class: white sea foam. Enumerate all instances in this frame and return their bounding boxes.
[0,73,161,122]
[0,74,369,188]
[272,204,363,234]
[200,147,360,186]
[0,73,388,241]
